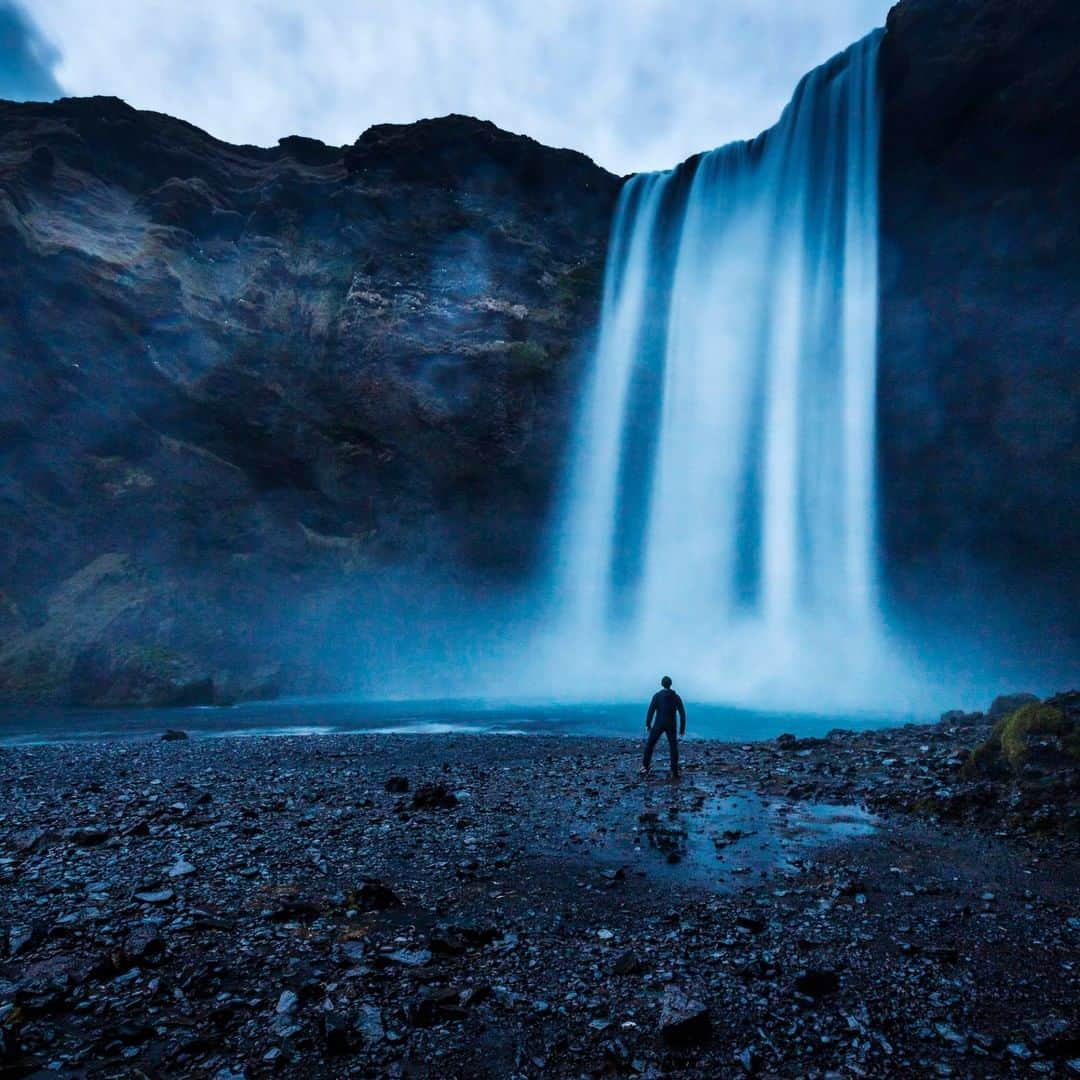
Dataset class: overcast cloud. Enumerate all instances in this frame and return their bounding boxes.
[14,0,892,174]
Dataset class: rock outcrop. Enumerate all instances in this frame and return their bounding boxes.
[0,101,620,702]
[877,0,1080,646]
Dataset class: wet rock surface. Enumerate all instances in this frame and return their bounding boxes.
[878,0,1080,637]
[1,705,1077,1077]
[0,101,621,706]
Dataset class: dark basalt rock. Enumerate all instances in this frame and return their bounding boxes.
[411,782,459,810]
[350,880,404,912]
[793,969,840,1000]
[0,100,620,706]
[70,827,110,847]
[659,986,711,1045]
[988,692,1039,719]
[877,0,1080,649]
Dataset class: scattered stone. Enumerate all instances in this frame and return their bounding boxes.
[793,969,840,1000]
[409,987,466,1027]
[354,1003,385,1043]
[133,888,174,905]
[71,826,110,846]
[350,880,403,911]
[125,925,165,963]
[0,713,1075,1074]
[268,898,321,922]
[168,857,196,878]
[737,1046,761,1074]
[13,827,49,853]
[411,783,459,810]
[659,986,711,1046]
[384,776,409,793]
[276,990,299,1015]
[384,948,432,968]
[322,1011,351,1053]
[935,1023,968,1050]
[736,914,766,934]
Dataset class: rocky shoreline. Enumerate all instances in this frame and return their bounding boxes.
[1,697,1077,1078]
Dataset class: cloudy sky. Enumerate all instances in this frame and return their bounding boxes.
[3,0,893,174]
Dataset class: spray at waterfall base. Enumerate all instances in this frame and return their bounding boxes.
[353,29,1069,716]
[534,32,895,710]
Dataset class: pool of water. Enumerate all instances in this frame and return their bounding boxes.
[589,783,879,890]
[0,696,922,747]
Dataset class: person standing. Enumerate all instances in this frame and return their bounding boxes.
[641,676,686,780]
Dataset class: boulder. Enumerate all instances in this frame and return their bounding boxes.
[350,880,403,911]
[659,986,711,1045]
[411,783,459,810]
[988,693,1040,720]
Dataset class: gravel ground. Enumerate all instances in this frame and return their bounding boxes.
[1,712,1077,1078]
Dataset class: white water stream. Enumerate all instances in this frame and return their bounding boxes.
[545,32,890,707]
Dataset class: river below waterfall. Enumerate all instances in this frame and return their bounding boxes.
[0,697,922,746]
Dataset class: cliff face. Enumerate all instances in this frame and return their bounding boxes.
[0,100,621,703]
[877,0,1080,640]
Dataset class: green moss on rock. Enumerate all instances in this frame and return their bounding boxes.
[508,340,554,376]
[965,699,1080,775]
[555,261,602,310]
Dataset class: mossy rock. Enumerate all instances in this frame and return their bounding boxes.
[554,261,602,310]
[508,340,555,376]
[965,698,1080,776]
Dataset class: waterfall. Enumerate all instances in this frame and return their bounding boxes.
[547,31,885,706]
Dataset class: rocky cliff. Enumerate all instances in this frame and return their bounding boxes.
[0,0,1077,705]
[878,0,1080,651]
[0,102,621,703]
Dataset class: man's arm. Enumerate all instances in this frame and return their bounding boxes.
[676,693,686,736]
[646,694,658,730]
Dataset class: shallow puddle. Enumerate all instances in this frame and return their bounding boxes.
[590,785,877,889]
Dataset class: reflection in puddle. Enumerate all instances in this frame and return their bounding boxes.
[595,787,877,889]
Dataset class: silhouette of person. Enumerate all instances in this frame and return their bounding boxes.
[641,676,685,780]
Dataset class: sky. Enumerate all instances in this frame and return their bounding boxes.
[3,0,893,175]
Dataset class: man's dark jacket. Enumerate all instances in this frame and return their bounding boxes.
[646,688,686,735]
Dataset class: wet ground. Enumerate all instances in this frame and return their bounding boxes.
[592,786,878,888]
[1,721,1077,1078]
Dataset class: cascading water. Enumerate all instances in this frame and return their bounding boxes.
[546,31,888,707]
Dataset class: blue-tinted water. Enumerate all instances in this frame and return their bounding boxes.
[0,697,924,746]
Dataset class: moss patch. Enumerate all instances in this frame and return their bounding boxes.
[554,260,603,311]
[966,701,1079,775]
[508,340,554,377]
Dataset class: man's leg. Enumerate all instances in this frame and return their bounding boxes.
[643,725,663,770]
[666,725,679,778]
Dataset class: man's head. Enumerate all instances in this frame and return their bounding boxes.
[661,675,672,689]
